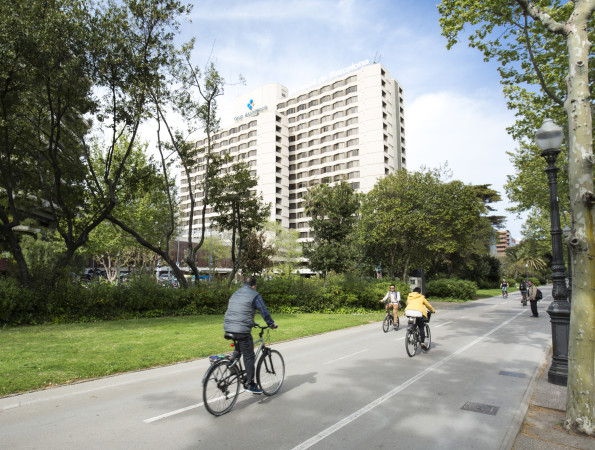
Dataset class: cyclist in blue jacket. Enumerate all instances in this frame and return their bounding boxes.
[223,277,277,395]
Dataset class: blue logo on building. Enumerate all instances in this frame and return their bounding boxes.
[247,99,254,110]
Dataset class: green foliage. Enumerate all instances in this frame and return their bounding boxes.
[0,0,194,286]
[240,231,276,276]
[426,278,478,300]
[0,274,415,326]
[358,168,486,281]
[302,181,360,274]
[455,254,501,289]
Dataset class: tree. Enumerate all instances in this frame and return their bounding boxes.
[151,53,233,284]
[88,137,173,283]
[358,169,486,281]
[240,231,276,276]
[302,181,360,280]
[0,0,193,287]
[210,161,270,285]
[265,221,302,276]
[438,0,595,434]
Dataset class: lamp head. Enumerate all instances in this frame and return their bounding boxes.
[535,118,563,151]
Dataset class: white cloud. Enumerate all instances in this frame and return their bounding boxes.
[177,0,526,239]
[408,91,523,237]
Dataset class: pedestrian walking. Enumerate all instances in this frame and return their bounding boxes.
[519,279,528,306]
[527,280,538,317]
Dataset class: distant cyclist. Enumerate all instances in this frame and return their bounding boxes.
[404,287,435,351]
[380,284,401,330]
[500,278,509,298]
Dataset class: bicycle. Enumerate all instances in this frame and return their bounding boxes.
[405,312,432,357]
[382,305,400,332]
[502,288,508,298]
[520,291,527,306]
[202,323,285,416]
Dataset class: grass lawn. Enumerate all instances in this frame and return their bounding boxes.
[475,287,517,299]
[0,313,384,397]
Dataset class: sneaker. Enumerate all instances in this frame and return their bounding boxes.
[246,384,262,395]
[420,343,427,350]
[393,325,398,330]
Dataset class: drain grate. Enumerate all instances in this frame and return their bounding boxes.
[499,371,526,378]
[461,402,499,415]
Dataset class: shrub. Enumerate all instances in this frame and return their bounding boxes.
[426,278,477,300]
[0,273,467,326]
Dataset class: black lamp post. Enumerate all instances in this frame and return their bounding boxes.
[562,225,572,303]
[535,118,571,386]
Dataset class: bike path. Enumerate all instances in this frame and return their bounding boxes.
[0,291,551,449]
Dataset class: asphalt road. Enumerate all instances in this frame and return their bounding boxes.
[1,290,553,449]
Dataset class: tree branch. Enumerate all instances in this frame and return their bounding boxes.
[522,14,565,106]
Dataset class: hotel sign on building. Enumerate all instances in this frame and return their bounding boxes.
[179,62,406,242]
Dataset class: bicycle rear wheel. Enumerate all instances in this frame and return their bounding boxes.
[382,315,392,333]
[202,360,240,416]
[257,349,285,396]
[424,324,431,350]
[405,328,417,357]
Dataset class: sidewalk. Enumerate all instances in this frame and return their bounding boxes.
[511,348,595,449]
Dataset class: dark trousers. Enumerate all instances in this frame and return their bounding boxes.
[236,333,256,385]
[530,300,538,317]
[416,317,426,343]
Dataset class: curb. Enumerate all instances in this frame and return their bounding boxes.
[500,344,551,450]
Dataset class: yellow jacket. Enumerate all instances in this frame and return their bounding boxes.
[405,292,435,318]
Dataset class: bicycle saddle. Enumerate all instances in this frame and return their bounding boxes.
[224,332,238,340]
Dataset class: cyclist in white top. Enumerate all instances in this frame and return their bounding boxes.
[380,284,401,330]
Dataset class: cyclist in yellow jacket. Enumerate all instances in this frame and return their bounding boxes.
[405,287,435,350]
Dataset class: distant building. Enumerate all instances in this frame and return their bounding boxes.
[178,61,406,243]
[495,229,516,256]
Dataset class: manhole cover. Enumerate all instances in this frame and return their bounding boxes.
[461,402,499,415]
[499,371,526,378]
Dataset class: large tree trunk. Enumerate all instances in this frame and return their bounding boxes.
[563,2,595,436]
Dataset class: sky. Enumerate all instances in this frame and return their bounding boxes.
[177,0,524,240]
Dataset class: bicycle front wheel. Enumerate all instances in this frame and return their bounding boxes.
[394,315,400,331]
[382,315,391,333]
[257,349,285,396]
[202,360,240,416]
[405,328,417,357]
[424,324,431,350]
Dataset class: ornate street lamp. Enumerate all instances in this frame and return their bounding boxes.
[535,118,571,386]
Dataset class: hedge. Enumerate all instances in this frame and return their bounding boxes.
[0,275,416,326]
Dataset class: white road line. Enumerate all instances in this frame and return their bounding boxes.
[323,349,368,365]
[435,321,452,328]
[291,309,526,450]
[144,402,204,423]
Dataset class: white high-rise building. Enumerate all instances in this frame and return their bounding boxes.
[179,61,406,242]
